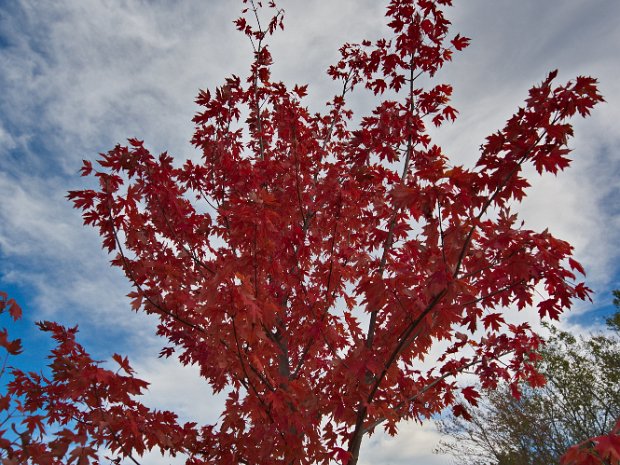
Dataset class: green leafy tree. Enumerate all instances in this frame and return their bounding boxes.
[607,290,620,331]
[436,294,620,465]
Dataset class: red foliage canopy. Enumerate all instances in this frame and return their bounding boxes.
[1,1,605,464]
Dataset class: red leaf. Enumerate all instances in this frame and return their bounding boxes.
[451,34,470,51]
[7,298,22,321]
[293,84,308,98]
[330,447,351,464]
[0,329,22,355]
[482,313,505,332]
[80,159,93,176]
[0,394,10,412]
[452,404,472,421]
[594,434,620,462]
[112,353,134,374]
[538,299,561,319]
[461,386,480,407]
[568,257,586,276]
[391,184,420,212]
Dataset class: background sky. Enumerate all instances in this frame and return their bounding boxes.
[1,1,619,464]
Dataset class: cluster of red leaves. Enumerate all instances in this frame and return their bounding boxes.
[561,420,620,465]
[0,292,22,356]
[3,0,605,464]
[1,297,200,465]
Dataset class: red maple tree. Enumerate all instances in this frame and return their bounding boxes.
[1,1,606,464]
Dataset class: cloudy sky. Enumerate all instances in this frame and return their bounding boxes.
[1,1,619,464]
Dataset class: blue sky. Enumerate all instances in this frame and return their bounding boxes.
[1,1,619,464]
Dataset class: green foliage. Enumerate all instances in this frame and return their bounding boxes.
[606,290,620,331]
[436,295,620,465]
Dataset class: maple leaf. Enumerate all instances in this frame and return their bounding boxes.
[0,394,10,412]
[538,299,562,319]
[23,414,46,435]
[461,386,481,407]
[7,298,22,321]
[482,313,505,332]
[293,84,308,98]
[451,34,470,51]
[452,404,472,421]
[331,447,352,464]
[0,329,22,355]
[112,353,134,375]
[568,257,586,276]
[80,159,93,177]
[595,434,620,462]
[68,446,96,465]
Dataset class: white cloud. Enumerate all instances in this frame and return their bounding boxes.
[0,173,80,257]
[0,169,159,352]
[1,0,247,164]
[360,421,451,465]
[133,354,228,426]
[0,124,17,152]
